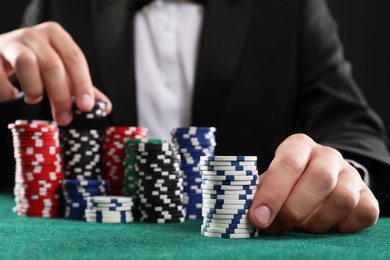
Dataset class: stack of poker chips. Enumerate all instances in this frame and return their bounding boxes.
[103,126,148,195]
[62,179,107,219]
[199,156,259,239]
[85,196,135,223]
[60,129,104,180]
[8,120,64,217]
[130,142,186,223]
[171,127,216,219]
[60,100,108,219]
[123,138,164,196]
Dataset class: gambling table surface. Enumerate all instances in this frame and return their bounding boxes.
[0,194,389,259]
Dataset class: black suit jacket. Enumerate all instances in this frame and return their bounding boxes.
[2,0,390,213]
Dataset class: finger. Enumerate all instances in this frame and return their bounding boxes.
[0,59,19,101]
[332,186,379,233]
[93,87,112,115]
[1,42,43,104]
[20,27,72,125]
[274,146,341,233]
[248,134,315,232]
[37,22,95,112]
[298,161,361,233]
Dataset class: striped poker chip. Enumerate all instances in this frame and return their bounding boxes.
[88,195,133,204]
[201,179,259,186]
[73,99,107,119]
[200,156,258,162]
[202,208,249,215]
[201,175,258,181]
[202,217,252,225]
[201,225,258,234]
[200,170,258,176]
[199,165,257,171]
[198,160,257,166]
[203,222,255,229]
[201,230,258,239]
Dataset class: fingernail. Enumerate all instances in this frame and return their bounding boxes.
[58,111,72,125]
[80,94,94,109]
[254,205,271,226]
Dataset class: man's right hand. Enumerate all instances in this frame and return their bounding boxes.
[0,21,112,125]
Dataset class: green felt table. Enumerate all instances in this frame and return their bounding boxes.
[0,193,389,260]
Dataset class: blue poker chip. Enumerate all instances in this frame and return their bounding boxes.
[201,180,259,186]
[171,127,216,134]
[62,179,105,187]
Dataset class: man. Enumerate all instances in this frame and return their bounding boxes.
[0,0,389,235]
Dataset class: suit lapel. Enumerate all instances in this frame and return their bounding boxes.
[192,0,254,126]
[90,0,137,126]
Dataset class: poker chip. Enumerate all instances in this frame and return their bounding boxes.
[201,230,259,239]
[8,120,64,218]
[73,100,107,119]
[200,155,259,239]
[171,126,217,220]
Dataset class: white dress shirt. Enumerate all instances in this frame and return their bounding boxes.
[134,0,204,141]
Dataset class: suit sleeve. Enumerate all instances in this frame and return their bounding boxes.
[297,0,390,214]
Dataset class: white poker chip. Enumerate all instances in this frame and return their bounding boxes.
[202,208,250,215]
[200,170,258,176]
[200,156,257,162]
[203,222,256,229]
[201,230,258,239]
[202,198,253,205]
[87,196,133,204]
[201,225,258,234]
[201,179,259,186]
[198,161,257,166]
[202,217,251,225]
[201,184,258,191]
[201,175,258,181]
[202,189,255,195]
[202,203,250,210]
[199,165,257,171]
[202,194,255,200]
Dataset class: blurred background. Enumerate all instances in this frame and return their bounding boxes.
[1,0,390,190]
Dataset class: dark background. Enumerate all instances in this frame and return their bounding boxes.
[1,0,390,190]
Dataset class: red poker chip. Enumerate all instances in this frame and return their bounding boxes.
[12,140,60,149]
[17,200,62,207]
[14,155,62,162]
[16,164,63,171]
[15,161,63,167]
[105,126,148,135]
[10,129,59,135]
[14,191,62,198]
[15,174,64,183]
[14,146,61,154]
[14,180,62,188]
[16,208,61,217]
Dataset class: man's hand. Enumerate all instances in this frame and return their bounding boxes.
[248,133,380,234]
[0,21,112,125]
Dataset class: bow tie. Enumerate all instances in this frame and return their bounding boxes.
[134,0,206,10]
